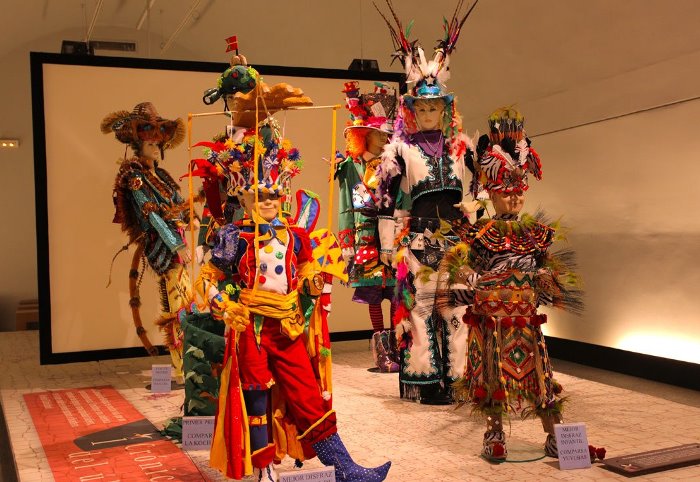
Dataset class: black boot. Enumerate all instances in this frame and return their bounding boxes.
[419,383,453,405]
[312,433,391,482]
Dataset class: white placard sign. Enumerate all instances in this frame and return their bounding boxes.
[150,364,172,393]
[278,467,336,482]
[555,422,592,470]
[182,416,215,451]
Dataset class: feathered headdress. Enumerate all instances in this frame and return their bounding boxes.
[474,107,542,194]
[488,106,526,144]
[100,102,185,152]
[374,0,478,109]
[343,81,397,134]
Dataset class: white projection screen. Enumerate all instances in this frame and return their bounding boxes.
[32,53,403,363]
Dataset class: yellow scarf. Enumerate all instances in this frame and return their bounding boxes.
[238,288,304,340]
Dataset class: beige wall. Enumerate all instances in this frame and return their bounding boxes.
[40,61,395,353]
[530,98,700,364]
[0,27,197,333]
[2,3,700,364]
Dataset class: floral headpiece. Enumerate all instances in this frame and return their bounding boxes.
[475,108,542,194]
[193,118,303,196]
[343,81,397,134]
[101,102,185,152]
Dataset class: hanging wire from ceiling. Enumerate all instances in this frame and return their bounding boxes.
[530,95,700,138]
[84,0,104,44]
[146,0,151,57]
[81,2,88,42]
[136,0,157,30]
[160,0,202,54]
[359,0,364,62]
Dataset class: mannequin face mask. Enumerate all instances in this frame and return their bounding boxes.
[366,130,389,156]
[140,141,161,164]
[239,191,281,222]
[490,190,525,216]
[413,99,445,131]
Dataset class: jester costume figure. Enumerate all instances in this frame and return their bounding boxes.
[192,115,391,481]
[336,81,399,372]
[102,102,192,375]
[374,2,477,404]
[444,108,583,461]
[182,55,318,426]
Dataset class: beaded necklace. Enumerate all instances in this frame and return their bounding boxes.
[471,218,553,254]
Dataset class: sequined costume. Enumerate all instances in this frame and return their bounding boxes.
[450,214,577,410]
[336,154,395,295]
[187,66,391,477]
[103,102,192,373]
[446,212,581,459]
[205,218,338,476]
[203,217,389,481]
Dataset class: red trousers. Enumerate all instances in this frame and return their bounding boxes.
[237,316,335,442]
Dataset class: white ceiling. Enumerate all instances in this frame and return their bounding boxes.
[4,0,700,135]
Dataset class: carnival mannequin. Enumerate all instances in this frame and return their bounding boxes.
[444,108,582,460]
[336,81,399,372]
[102,102,193,377]
[374,3,476,404]
[195,123,391,482]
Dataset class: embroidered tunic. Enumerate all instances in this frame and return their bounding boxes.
[449,214,581,416]
[372,131,474,397]
[336,155,395,291]
[113,159,188,274]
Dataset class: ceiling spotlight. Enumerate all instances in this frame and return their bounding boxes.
[0,139,20,148]
[348,58,380,72]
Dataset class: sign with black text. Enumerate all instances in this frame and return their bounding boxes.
[279,466,336,481]
[181,416,215,451]
[150,364,172,393]
[555,422,592,470]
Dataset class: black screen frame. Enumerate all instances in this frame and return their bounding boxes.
[31,51,405,364]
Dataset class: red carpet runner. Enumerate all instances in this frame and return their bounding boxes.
[24,385,206,481]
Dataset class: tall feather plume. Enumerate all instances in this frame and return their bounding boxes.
[437,0,479,57]
[434,0,478,85]
[374,0,420,80]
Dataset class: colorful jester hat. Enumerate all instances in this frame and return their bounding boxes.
[474,107,542,194]
[101,102,185,156]
[193,117,302,197]
[374,0,478,112]
[343,81,397,134]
